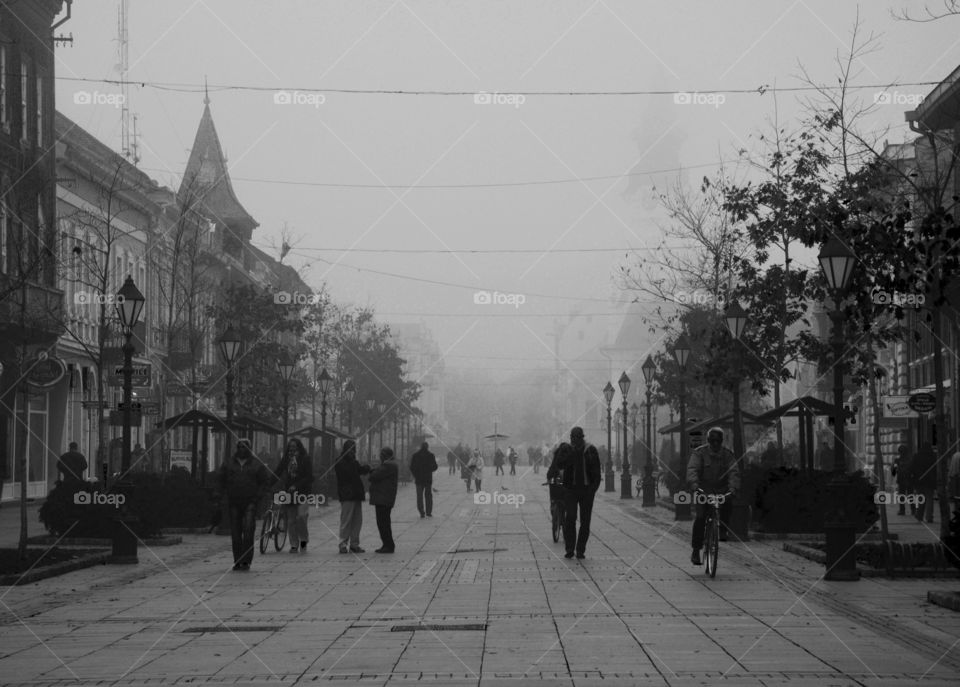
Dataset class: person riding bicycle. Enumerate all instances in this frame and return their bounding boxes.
[687,427,740,566]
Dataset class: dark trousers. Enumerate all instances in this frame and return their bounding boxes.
[495,465,504,475]
[563,487,596,554]
[510,463,516,475]
[228,501,257,565]
[692,499,733,550]
[375,505,394,550]
[415,482,433,515]
[448,461,456,474]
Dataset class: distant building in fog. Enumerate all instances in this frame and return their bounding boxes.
[388,322,446,441]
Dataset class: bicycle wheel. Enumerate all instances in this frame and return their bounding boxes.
[551,502,561,542]
[274,509,288,551]
[705,513,719,578]
[259,511,273,554]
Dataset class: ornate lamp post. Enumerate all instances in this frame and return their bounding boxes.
[724,301,751,540]
[631,402,639,471]
[603,382,615,492]
[317,368,332,431]
[641,354,656,506]
[818,237,859,581]
[276,356,295,447]
[377,401,387,449]
[115,276,145,474]
[614,408,622,470]
[343,381,356,435]
[218,326,242,470]
[673,334,692,520]
[619,372,632,499]
[365,398,376,461]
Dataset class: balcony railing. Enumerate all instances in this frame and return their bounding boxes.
[0,277,64,345]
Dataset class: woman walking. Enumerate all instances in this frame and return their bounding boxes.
[334,440,371,553]
[276,438,313,552]
[469,449,484,493]
[368,447,399,553]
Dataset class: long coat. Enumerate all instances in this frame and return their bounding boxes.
[368,458,399,507]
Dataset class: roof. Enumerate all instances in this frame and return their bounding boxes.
[180,100,258,232]
[658,411,770,434]
[911,63,960,131]
[753,396,836,424]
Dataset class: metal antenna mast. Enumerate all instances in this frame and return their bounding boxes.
[117,0,139,163]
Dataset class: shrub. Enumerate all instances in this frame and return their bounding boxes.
[754,467,877,533]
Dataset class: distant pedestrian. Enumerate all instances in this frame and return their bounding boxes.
[410,442,438,517]
[468,449,484,492]
[493,448,505,475]
[218,439,271,571]
[57,442,88,485]
[334,440,371,553]
[368,447,399,553]
[447,450,457,475]
[892,445,914,515]
[911,442,937,524]
[276,438,313,553]
[508,446,518,475]
[461,456,473,492]
[548,427,602,559]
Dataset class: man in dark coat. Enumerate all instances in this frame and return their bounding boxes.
[334,439,371,553]
[687,427,740,565]
[409,442,438,518]
[57,442,88,484]
[891,445,914,516]
[217,439,271,570]
[547,427,602,559]
[368,447,399,553]
[911,442,938,524]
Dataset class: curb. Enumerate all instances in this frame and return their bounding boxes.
[928,590,960,611]
[783,542,960,578]
[0,551,109,586]
[26,535,183,547]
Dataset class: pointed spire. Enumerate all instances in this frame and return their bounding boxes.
[203,75,209,106]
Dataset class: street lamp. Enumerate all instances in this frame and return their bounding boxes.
[673,334,692,521]
[603,382,615,492]
[365,398,376,461]
[377,401,387,449]
[641,355,656,506]
[116,276,145,474]
[631,401,639,470]
[276,355,296,446]
[218,326,242,474]
[343,381,356,435]
[818,237,858,581]
[317,368,332,431]
[619,371,632,499]
[724,301,751,541]
[614,408,622,469]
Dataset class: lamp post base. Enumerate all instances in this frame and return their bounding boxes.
[604,467,615,492]
[641,476,657,507]
[824,473,860,581]
[675,501,692,521]
[728,498,750,542]
[620,472,633,499]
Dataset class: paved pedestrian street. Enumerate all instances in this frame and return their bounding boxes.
[1,470,959,686]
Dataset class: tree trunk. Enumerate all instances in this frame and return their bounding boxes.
[866,330,892,576]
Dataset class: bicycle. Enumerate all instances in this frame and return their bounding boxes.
[697,489,732,578]
[543,479,566,543]
[259,499,288,554]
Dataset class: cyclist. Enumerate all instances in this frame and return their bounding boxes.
[687,427,740,566]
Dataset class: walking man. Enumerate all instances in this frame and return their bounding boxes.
[334,440,371,553]
[57,442,88,485]
[892,445,914,516]
[508,446,518,475]
[688,427,740,565]
[410,441,438,517]
[447,450,457,475]
[368,447,399,553]
[548,427,602,559]
[218,439,271,571]
[912,442,937,524]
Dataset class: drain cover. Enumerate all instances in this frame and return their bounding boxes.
[391,623,487,632]
[182,625,282,633]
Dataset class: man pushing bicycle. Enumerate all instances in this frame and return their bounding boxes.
[687,427,740,566]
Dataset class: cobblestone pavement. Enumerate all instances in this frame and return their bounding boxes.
[1,471,959,686]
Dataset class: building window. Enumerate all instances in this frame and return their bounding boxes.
[20,57,29,144]
[0,43,8,131]
[35,66,42,148]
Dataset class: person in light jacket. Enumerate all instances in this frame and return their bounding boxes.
[468,449,484,493]
[334,440,371,553]
[368,447,399,553]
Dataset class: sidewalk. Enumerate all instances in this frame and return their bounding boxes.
[0,472,958,686]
